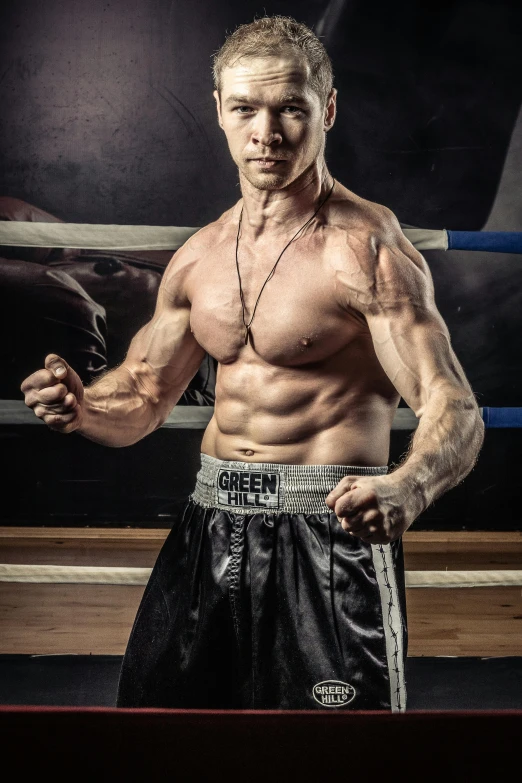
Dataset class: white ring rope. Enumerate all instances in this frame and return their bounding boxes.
[0,401,420,429]
[0,564,520,588]
[1,400,423,429]
[0,400,217,429]
[405,570,522,588]
[0,564,151,585]
[0,221,448,252]
[0,223,199,251]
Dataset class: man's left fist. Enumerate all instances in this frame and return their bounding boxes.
[325,475,414,544]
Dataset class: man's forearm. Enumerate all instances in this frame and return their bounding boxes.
[389,391,485,522]
[77,364,180,447]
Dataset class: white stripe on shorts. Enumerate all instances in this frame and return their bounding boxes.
[371,543,407,712]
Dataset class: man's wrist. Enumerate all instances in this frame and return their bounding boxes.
[386,465,428,524]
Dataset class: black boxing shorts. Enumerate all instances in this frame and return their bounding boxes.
[116,453,407,711]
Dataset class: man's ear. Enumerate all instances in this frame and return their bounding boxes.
[213,90,224,129]
[324,88,337,132]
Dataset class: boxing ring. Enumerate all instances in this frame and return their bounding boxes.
[0,221,521,774]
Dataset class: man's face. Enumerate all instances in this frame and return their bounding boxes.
[214,54,336,191]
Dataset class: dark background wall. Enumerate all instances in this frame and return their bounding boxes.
[1,0,521,228]
[0,0,521,527]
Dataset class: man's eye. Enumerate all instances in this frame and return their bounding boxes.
[235,106,253,114]
[282,106,302,115]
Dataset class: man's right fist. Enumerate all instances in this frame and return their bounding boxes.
[20,353,85,433]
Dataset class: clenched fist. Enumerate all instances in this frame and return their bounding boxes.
[20,353,85,433]
[325,474,415,544]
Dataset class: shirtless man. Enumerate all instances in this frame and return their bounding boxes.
[21,17,484,711]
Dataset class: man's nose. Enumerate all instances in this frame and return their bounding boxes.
[251,110,282,146]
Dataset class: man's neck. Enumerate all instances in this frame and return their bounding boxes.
[238,162,333,241]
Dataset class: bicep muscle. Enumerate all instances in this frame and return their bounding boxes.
[123,249,206,410]
[363,232,473,417]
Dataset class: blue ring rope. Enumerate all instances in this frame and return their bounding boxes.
[447,230,522,253]
[480,407,522,428]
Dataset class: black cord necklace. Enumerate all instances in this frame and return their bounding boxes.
[235,177,336,345]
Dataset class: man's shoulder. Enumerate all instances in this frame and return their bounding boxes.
[328,187,430,307]
[328,185,401,240]
[160,204,239,298]
[329,186,425,268]
[180,204,239,256]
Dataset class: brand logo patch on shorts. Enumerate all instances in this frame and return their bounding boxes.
[312,680,356,707]
[217,469,281,508]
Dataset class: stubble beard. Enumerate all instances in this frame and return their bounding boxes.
[237,158,293,192]
[242,172,289,191]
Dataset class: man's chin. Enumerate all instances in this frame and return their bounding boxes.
[242,170,291,191]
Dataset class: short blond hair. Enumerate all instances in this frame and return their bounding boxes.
[212,15,334,105]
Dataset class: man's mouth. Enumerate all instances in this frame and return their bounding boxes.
[250,158,286,169]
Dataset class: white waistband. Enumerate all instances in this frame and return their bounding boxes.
[190,453,388,515]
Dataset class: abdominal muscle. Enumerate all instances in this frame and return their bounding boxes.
[200,355,400,467]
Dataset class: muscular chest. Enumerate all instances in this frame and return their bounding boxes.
[188,243,365,366]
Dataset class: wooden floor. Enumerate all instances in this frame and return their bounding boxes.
[0,528,521,656]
